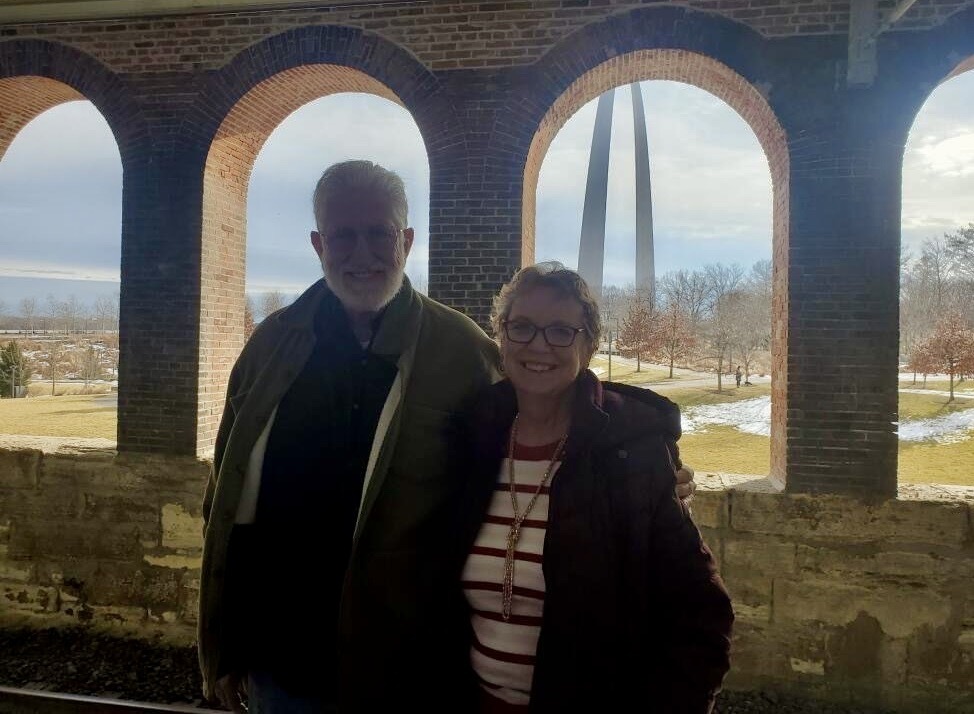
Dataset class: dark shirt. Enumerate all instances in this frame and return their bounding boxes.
[224,291,398,693]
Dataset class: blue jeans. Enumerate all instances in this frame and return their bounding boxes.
[247,670,336,714]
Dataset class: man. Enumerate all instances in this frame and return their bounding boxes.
[199,160,695,712]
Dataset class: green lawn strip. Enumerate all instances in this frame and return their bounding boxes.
[0,394,117,439]
[899,439,974,486]
[898,391,974,420]
[662,383,772,408]
[679,425,771,476]
[589,356,672,383]
[899,378,974,394]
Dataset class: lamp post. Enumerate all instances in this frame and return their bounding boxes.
[604,316,619,381]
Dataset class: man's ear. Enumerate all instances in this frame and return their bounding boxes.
[311,230,324,258]
[403,227,415,256]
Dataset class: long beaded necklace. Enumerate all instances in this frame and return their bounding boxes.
[502,414,568,622]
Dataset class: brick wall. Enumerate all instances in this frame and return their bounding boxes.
[0,2,972,482]
[0,1,970,76]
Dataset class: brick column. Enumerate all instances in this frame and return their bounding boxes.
[117,141,207,456]
[427,71,524,329]
[783,120,903,497]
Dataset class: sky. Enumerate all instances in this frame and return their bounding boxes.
[0,71,971,310]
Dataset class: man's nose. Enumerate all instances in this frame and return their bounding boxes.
[347,231,375,261]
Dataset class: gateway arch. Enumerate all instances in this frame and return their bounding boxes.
[577,83,655,298]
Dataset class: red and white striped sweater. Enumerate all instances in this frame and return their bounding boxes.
[461,440,562,708]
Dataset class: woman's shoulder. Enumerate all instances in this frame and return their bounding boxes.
[599,380,682,443]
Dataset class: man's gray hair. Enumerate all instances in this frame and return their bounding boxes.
[312,160,409,231]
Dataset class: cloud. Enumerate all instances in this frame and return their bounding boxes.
[900,70,974,251]
[912,133,974,178]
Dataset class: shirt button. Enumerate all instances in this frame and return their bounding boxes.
[352,403,360,410]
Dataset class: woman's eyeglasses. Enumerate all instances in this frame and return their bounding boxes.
[503,320,586,347]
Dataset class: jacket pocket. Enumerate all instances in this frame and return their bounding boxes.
[392,403,452,481]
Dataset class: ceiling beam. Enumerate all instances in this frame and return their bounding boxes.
[0,0,425,25]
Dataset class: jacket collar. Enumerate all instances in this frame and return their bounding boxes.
[476,369,682,457]
[275,276,418,360]
[478,369,610,458]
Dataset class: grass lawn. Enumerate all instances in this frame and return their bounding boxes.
[899,378,974,394]
[589,356,673,384]
[898,391,974,420]
[0,394,117,440]
[680,426,771,475]
[0,382,970,487]
[663,383,771,408]
[899,439,974,485]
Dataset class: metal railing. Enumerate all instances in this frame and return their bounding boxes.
[0,686,221,714]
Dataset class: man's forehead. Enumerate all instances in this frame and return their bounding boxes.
[324,190,396,224]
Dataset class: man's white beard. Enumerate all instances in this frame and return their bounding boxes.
[321,257,406,313]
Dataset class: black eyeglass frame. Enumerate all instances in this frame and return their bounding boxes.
[323,225,403,253]
[501,319,587,347]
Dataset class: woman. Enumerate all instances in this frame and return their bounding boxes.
[452,263,733,713]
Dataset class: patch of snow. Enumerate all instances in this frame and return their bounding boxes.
[682,397,771,437]
[680,395,974,444]
[898,410,974,444]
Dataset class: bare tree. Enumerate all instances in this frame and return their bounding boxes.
[706,291,744,393]
[20,297,37,334]
[653,303,696,378]
[93,293,119,332]
[62,295,83,335]
[600,285,627,323]
[102,332,120,378]
[729,261,773,384]
[47,340,64,396]
[244,296,256,340]
[945,223,974,281]
[46,294,64,334]
[658,269,710,326]
[259,291,287,321]
[80,345,102,389]
[411,272,429,295]
[616,289,658,372]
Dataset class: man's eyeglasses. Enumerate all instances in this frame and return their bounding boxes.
[503,319,586,348]
[324,225,402,254]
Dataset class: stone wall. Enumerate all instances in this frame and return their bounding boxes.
[1,446,972,710]
[696,474,974,712]
[0,445,206,644]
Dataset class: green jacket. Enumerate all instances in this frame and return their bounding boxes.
[199,278,500,709]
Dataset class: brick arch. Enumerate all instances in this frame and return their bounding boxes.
[0,76,84,161]
[194,26,447,453]
[887,4,974,137]
[516,7,789,478]
[0,39,143,160]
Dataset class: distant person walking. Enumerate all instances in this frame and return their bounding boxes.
[735,365,742,387]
